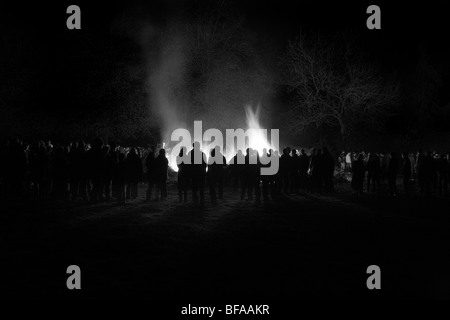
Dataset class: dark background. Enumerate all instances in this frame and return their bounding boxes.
[1,1,449,147]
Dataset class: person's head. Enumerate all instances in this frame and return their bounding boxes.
[358,153,364,161]
[291,148,297,156]
[159,148,166,156]
[300,148,305,155]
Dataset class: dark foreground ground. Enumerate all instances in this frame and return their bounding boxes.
[1,180,450,299]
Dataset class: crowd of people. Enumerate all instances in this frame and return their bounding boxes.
[339,150,449,196]
[1,137,449,207]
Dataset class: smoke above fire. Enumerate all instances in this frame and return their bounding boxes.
[137,15,276,170]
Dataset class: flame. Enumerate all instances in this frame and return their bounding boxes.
[244,105,274,156]
[165,105,275,172]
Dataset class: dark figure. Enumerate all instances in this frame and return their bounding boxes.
[322,147,335,192]
[298,149,309,191]
[86,138,105,203]
[401,152,412,195]
[109,143,120,200]
[230,149,245,193]
[125,148,143,200]
[279,148,291,194]
[272,150,282,197]
[116,152,127,204]
[387,152,399,196]
[351,154,365,195]
[415,150,425,194]
[176,147,188,202]
[102,145,114,201]
[30,141,50,199]
[437,154,449,195]
[290,148,300,193]
[241,148,261,202]
[155,149,169,200]
[366,153,381,192]
[188,142,207,205]
[260,148,271,201]
[309,148,323,193]
[145,147,157,201]
[207,146,226,205]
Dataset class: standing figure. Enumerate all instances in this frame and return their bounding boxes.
[207,146,226,205]
[188,142,207,205]
[387,152,399,196]
[401,152,411,195]
[176,147,188,202]
[351,153,365,195]
[155,149,169,200]
[366,153,381,192]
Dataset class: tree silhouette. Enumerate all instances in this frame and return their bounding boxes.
[280,32,401,143]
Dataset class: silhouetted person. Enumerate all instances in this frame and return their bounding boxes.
[309,148,322,193]
[125,147,143,200]
[109,143,120,200]
[145,146,157,201]
[207,146,226,205]
[290,148,300,193]
[102,145,114,201]
[351,153,365,195]
[298,149,309,191]
[437,153,449,195]
[188,142,207,205]
[176,147,188,202]
[241,148,258,201]
[116,151,127,204]
[387,152,399,196]
[279,148,291,193]
[155,148,169,200]
[260,148,271,201]
[401,152,411,195]
[30,140,50,199]
[366,153,381,192]
[86,138,105,203]
[415,149,425,193]
[231,149,245,193]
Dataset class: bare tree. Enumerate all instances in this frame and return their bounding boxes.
[280,32,401,141]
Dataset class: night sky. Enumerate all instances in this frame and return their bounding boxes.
[2,0,449,142]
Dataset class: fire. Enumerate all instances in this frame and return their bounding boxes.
[244,105,274,156]
[164,105,276,172]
